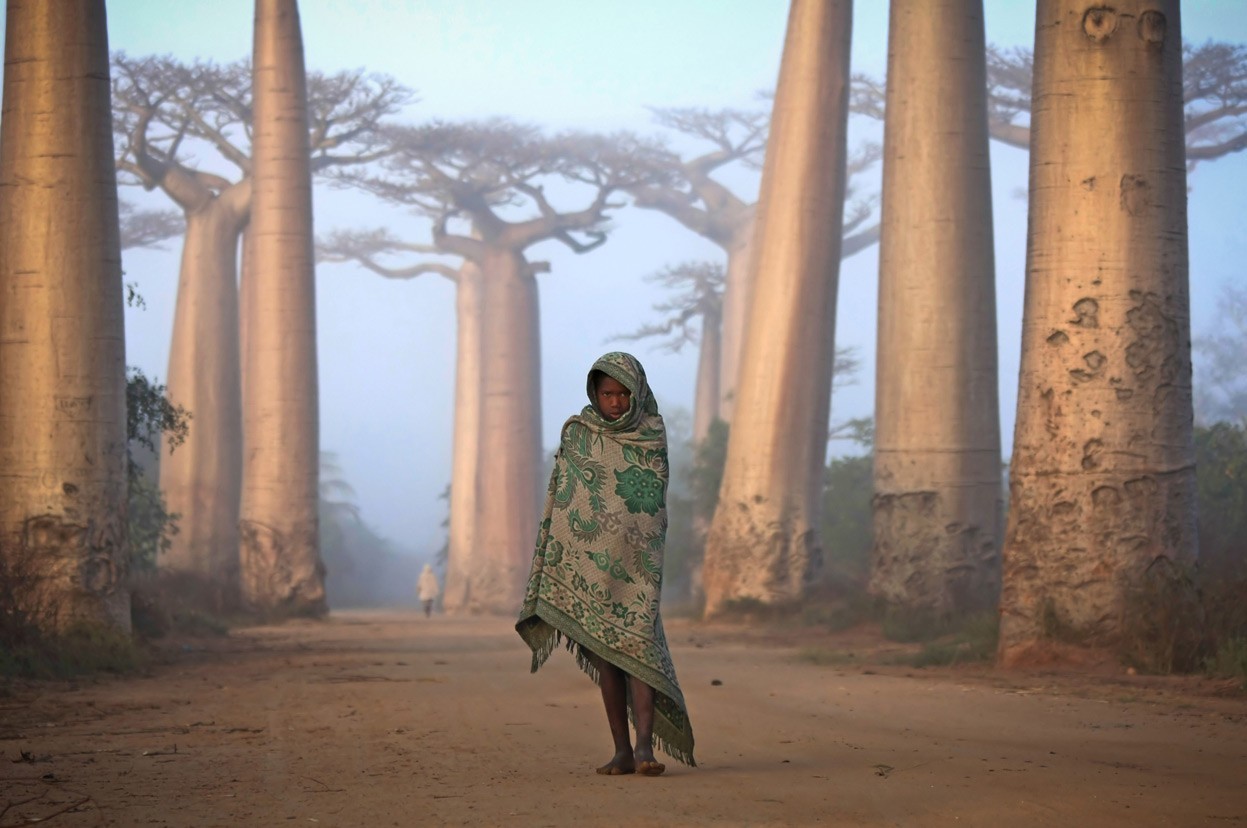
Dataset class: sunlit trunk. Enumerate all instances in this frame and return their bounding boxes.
[870,0,1002,617]
[239,0,325,614]
[702,0,853,616]
[458,249,541,614]
[238,223,255,411]
[999,0,1195,663]
[692,304,722,444]
[159,187,249,607]
[442,261,484,614]
[718,217,757,423]
[0,0,130,632]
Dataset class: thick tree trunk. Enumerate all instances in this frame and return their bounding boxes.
[159,187,249,607]
[454,249,542,614]
[717,215,756,422]
[870,0,1002,617]
[238,224,255,411]
[442,261,484,613]
[702,0,853,616]
[239,0,325,615]
[999,0,1195,663]
[0,0,130,632]
[692,304,723,444]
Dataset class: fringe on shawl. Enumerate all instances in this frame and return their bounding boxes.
[517,614,697,767]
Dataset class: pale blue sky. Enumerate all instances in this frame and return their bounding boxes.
[5,2,1244,556]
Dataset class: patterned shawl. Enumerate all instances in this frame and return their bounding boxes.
[516,352,695,766]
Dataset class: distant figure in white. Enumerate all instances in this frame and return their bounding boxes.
[417,564,440,618]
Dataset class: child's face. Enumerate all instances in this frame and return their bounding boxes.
[595,375,631,422]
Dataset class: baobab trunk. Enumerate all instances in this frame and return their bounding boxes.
[442,261,485,613]
[455,249,541,614]
[870,0,1002,617]
[0,0,130,631]
[238,225,255,410]
[717,216,755,422]
[692,304,723,444]
[702,0,853,616]
[159,190,249,607]
[998,1,1195,663]
[239,0,325,614]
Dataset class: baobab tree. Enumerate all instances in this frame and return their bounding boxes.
[870,0,1001,618]
[984,38,1247,167]
[317,229,484,619]
[854,36,1247,168]
[998,0,1197,664]
[635,108,880,424]
[611,261,725,444]
[336,121,671,613]
[112,53,408,601]
[701,0,854,616]
[240,0,325,614]
[849,27,1243,623]
[0,0,130,632]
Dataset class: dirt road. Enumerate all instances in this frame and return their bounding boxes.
[3,610,1245,826]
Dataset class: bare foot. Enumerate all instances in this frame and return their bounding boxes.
[634,746,665,776]
[595,750,636,775]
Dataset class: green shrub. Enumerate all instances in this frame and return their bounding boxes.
[1204,637,1247,687]
[899,611,999,667]
[0,620,145,679]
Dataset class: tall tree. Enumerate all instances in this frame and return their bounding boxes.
[998,0,1197,663]
[634,109,880,423]
[241,0,324,614]
[984,38,1247,166]
[317,230,483,616]
[870,0,1001,618]
[611,261,725,443]
[855,36,1247,167]
[112,55,407,600]
[339,121,669,613]
[701,0,854,615]
[0,0,130,631]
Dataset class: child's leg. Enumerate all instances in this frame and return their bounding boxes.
[626,675,664,775]
[587,650,635,774]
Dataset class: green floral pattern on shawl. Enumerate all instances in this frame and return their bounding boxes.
[516,352,695,766]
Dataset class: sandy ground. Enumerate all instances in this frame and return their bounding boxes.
[2,609,1246,827]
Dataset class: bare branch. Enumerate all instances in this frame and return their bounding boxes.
[119,201,184,250]
[609,260,724,353]
[317,227,460,282]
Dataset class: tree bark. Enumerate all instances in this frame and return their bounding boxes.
[999,0,1196,663]
[442,261,484,613]
[717,216,756,422]
[453,249,542,614]
[693,304,723,444]
[0,0,130,632]
[239,0,325,615]
[870,0,1002,617]
[239,224,255,411]
[159,185,249,606]
[702,0,853,616]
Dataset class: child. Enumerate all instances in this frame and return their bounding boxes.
[516,352,695,775]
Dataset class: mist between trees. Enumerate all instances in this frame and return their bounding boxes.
[2,0,1246,680]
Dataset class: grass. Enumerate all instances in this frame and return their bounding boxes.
[1203,637,1247,688]
[0,620,146,680]
[892,611,1000,668]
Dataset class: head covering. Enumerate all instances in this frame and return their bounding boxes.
[516,352,694,766]
[584,351,659,431]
